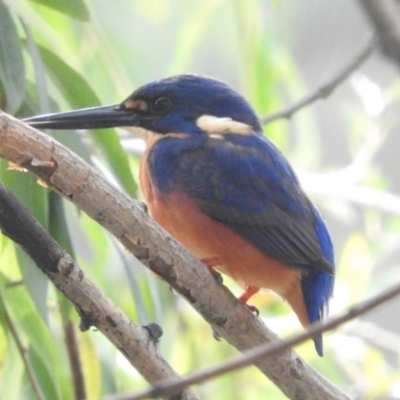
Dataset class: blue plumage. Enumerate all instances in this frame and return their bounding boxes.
[24,73,335,356]
[143,77,335,355]
[148,126,333,273]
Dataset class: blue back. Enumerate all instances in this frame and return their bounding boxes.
[149,131,334,355]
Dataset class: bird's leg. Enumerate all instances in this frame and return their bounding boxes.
[202,258,259,315]
[201,256,223,284]
[239,286,260,315]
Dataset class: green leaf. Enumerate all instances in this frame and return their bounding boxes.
[80,333,101,399]
[0,165,50,321]
[16,250,49,323]
[39,46,138,197]
[0,332,24,400]
[0,2,25,113]
[0,275,64,400]
[28,0,89,21]
[21,19,51,114]
[39,47,99,107]
[28,345,62,400]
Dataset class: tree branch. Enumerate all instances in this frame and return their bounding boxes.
[104,278,400,400]
[0,180,198,400]
[0,111,349,400]
[261,39,377,125]
[357,0,400,69]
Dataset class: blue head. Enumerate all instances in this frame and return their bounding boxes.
[120,74,262,134]
[23,74,262,135]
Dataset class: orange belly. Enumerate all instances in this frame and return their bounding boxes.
[140,158,309,327]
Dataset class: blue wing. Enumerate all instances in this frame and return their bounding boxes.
[163,132,334,275]
[149,131,335,355]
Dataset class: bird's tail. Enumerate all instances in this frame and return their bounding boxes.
[284,268,333,356]
[301,269,334,356]
[283,282,322,355]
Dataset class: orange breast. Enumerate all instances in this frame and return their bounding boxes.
[139,154,309,327]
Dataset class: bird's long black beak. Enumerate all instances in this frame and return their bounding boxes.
[23,105,140,130]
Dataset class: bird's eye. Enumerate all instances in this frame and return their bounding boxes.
[153,96,172,113]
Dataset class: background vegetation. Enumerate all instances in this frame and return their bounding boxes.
[0,0,399,399]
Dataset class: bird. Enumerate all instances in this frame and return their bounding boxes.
[23,74,335,356]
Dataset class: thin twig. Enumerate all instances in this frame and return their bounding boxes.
[0,292,45,400]
[64,320,86,400]
[342,320,400,354]
[299,173,400,216]
[261,39,377,125]
[102,279,400,400]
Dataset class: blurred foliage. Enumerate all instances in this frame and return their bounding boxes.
[0,0,399,399]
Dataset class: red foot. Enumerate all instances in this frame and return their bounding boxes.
[239,286,260,316]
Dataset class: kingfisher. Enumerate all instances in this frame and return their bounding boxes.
[24,74,335,356]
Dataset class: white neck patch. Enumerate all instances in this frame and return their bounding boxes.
[122,126,188,147]
[196,115,252,136]
[123,126,160,144]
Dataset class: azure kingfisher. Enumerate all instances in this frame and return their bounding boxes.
[24,74,335,356]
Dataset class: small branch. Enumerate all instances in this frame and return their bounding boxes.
[299,171,400,216]
[0,111,349,400]
[357,0,400,69]
[342,320,400,354]
[64,320,86,400]
[0,181,198,400]
[261,39,377,125]
[0,292,45,400]
[103,278,400,400]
